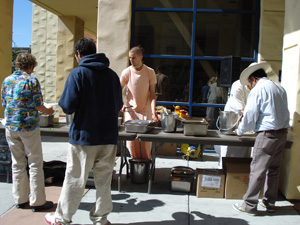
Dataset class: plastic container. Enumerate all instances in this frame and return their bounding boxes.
[129,159,151,184]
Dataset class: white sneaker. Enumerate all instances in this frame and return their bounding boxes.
[233,203,257,216]
[44,213,62,225]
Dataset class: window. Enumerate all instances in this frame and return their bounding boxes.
[131,0,259,126]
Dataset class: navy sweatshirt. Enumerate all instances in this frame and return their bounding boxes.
[58,53,123,145]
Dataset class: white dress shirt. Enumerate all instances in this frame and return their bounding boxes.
[237,77,290,135]
[224,80,250,112]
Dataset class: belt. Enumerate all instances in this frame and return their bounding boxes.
[259,128,287,134]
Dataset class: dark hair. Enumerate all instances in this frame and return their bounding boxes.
[15,53,37,70]
[129,46,144,56]
[251,69,267,79]
[156,65,167,74]
[74,38,96,56]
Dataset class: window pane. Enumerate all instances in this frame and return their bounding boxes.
[133,12,192,55]
[195,13,256,57]
[193,60,228,103]
[197,0,257,10]
[142,57,191,102]
[135,0,193,8]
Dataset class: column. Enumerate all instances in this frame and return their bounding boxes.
[97,0,132,76]
[31,5,58,103]
[0,0,13,117]
[56,16,84,103]
[279,0,300,200]
[259,0,285,80]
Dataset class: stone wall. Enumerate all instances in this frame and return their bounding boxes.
[31,4,58,103]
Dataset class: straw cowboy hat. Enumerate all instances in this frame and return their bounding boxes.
[240,62,271,85]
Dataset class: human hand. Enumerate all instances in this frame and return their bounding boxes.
[234,129,242,137]
[121,105,126,112]
[152,113,159,122]
[47,107,55,115]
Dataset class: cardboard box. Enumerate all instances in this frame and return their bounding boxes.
[156,142,177,156]
[223,157,263,199]
[196,169,225,198]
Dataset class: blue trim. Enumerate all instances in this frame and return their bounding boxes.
[135,7,193,12]
[187,0,197,117]
[131,0,259,117]
[156,102,225,108]
[143,54,192,59]
[196,9,256,14]
[135,8,256,15]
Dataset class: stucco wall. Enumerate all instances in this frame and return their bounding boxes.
[259,0,285,82]
[279,0,300,200]
[97,0,132,76]
[31,4,58,103]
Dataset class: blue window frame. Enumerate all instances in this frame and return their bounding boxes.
[131,0,260,126]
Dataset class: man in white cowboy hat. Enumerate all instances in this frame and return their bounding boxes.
[233,62,290,215]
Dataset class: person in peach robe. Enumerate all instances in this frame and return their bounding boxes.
[120,46,158,159]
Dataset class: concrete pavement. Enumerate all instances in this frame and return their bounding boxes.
[0,136,300,225]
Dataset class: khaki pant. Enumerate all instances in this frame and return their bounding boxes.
[6,128,46,206]
[242,131,287,212]
[55,144,117,225]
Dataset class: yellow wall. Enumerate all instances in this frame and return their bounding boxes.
[279,0,300,200]
[0,1,13,118]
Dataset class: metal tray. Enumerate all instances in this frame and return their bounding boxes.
[124,120,155,133]
[181,118,208,136]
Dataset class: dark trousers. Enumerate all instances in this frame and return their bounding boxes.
[242,130,287,212]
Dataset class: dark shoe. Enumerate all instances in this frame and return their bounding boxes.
[259,201,276,213]
[31,200,53,212]
[15,201,29,209]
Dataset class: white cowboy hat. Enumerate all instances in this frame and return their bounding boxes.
[240,62,271,85]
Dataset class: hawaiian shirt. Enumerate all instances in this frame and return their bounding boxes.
[1,71,43,131]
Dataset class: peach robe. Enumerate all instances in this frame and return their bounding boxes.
[120,65,157,159]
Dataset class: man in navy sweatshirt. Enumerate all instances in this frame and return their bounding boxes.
[45,38,123,225]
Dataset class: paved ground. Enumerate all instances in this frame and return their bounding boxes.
[0,136,300,225]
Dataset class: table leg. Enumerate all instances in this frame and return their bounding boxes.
[118,140,129,192]
[147,142,164,194]
[199,144,204,161]
[148,141,156,194]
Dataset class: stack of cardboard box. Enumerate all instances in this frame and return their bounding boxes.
[196,157,263,199]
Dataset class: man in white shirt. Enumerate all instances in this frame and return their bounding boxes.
[215,79,251,168]
[233,62,290,215]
